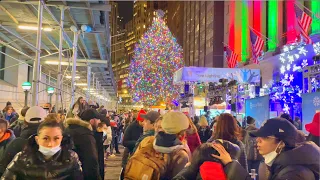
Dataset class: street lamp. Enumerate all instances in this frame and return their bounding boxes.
[22,82,32,107]
[47,87,55,104]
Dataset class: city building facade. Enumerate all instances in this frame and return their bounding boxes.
[110,2,128,104]
[183,2,225,68]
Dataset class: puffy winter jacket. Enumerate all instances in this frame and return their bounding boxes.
[208,137,248,171]
[1,135,83,180]
[173,141,241,180]
[227,141,320,180]
[268,141,320,180]
[0,123,40,176]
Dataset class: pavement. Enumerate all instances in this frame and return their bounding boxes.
[104,146,124,180]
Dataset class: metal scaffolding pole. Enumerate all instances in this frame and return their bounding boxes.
[31,0,43,106]
[55,7,65,111]
[70,31,79,106]
[86,65,91,101]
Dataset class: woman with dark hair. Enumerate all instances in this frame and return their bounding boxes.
[1,120,83,179]
[207,113,248,171]
[71,97,86,118]
[173,140,241,180]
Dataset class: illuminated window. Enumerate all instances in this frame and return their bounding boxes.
[143,25,146,28]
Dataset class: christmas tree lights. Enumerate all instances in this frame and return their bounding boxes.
[128,11,183,105]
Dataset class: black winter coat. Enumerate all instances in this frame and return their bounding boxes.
[93,131,104,180]
[1,135,83,180]
[122,120,143,154]
[64,118,101,180]
[268,142,320,180]
[208,137,248,172]
[0,123,39,176]
[173,141,241,180]
[226,142,320,180]
[197,126,211,143]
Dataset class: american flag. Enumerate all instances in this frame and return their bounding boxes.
[225,47,238,68]
[250,29,264,64]
[294,4,312,44]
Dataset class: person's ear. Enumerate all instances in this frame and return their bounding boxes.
[276,141,285,153]
[35,136,39,145]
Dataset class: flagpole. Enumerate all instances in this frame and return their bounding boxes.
[249,26,278,46]
[295,2,320,20]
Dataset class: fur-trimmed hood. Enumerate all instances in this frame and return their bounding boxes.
[65,118,93,131]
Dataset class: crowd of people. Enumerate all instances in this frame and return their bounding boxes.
[0,98,318,180]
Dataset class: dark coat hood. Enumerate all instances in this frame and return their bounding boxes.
[20,123,39,139]
[153,131,185,154]
[272,142,320,179]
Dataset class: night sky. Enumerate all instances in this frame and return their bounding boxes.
[118,1,134,24]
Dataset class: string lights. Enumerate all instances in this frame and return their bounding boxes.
[128,11,183,105]
[268,41,319,114]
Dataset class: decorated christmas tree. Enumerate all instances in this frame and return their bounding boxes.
[128,10,183,106]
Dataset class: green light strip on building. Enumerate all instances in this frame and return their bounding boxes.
[311,1,320,34]
[267,1,278,51]
[241,1,249,62]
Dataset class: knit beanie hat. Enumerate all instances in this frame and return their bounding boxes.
[199,116,208,127]
[161,111,189,134]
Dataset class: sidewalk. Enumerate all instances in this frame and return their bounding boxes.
[104,146,124,180]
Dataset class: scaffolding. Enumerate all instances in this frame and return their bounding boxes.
[0,0,114,109]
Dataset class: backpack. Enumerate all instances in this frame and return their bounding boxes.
[124,137,180,180]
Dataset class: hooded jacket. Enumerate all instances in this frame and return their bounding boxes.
[133,132,190,179]
[1,135,83,180]
[64,118,101,180]
[0,123,40,176]
[153,132,190,179]
[0,130,15,160]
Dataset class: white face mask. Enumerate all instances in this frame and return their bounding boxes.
[38,145,61,158]
[263,141,282,166]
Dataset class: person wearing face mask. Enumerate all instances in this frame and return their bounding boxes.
[1,119,83,180]
[210,118,320,180]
